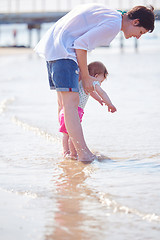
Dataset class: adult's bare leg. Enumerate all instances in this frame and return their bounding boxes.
[60,91,94,161]
[68,137,77,159]
[57,92,63,117]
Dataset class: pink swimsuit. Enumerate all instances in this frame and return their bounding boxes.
[59,80,100,134]
[59,107,84,134]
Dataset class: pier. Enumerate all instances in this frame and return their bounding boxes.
[0,0,160,49]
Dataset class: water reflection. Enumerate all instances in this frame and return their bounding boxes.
[45,159,95,240]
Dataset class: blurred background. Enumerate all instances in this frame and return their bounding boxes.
[0,0,160,49]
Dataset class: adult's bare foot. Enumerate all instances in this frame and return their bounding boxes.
[78,153,97,163]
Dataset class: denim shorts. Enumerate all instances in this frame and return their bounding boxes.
[46,59,79,92]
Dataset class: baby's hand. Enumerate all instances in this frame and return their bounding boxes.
[107,104,117,113]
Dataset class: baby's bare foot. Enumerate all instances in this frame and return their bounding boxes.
[69,154,78,160]
[63,153,78,160]
[63,151,70,158]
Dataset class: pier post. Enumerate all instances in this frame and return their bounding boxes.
[135,38,138,51]
[28,24,41,48]
[120,31,124,50]
[28,27,32,48]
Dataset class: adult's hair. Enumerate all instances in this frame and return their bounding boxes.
[127,6,155,32]
[88,61,108,78]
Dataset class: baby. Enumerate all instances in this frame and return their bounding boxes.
[58,61,116,159]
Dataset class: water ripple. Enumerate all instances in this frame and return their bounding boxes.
[0,97,15,114]
[12,116,61,144]
[98,192,160,223]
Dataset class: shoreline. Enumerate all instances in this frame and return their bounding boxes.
[0,47,33,56]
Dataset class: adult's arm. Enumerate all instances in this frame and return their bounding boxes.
[75,49,96,94]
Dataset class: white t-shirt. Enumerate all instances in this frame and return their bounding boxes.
[34,3,122,63]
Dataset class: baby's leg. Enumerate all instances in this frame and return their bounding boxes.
[62,133,70,157]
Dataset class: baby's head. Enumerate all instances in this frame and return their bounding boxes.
[88,61,108,83]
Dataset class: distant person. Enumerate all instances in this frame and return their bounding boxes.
[58,61,116,159]
[34,3,155,161]
[13,29,17,46]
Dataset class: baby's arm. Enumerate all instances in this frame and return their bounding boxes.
[90,91,103,105]
[95,85,117,113]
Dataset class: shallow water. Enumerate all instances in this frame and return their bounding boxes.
[0,30,160,239]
